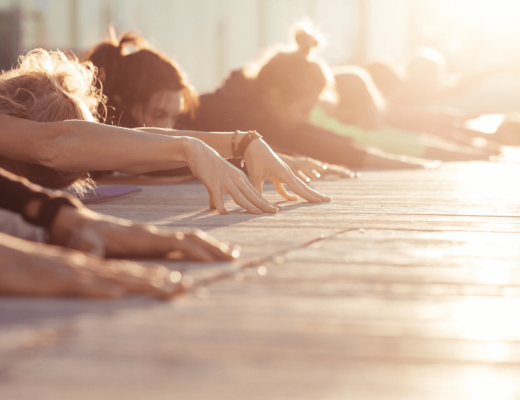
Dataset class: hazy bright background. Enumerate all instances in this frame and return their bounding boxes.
[1,0,519,112]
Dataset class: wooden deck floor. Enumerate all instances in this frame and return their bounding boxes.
[1,161,520,400]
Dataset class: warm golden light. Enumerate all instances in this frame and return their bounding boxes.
[442,0,520,32]
[464,371,515,400]
[453,299,520,341]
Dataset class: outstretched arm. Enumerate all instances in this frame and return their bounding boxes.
[0,232,183,299]
[0,167,239,261]
[0,115,189,172]
[0,115,330,214]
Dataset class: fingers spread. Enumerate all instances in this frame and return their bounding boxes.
[208,186,228,215]
[280,171,331,203]
[100,261,185,299]
[227,187,262,214]
[296,169,312,182]
[294,162,317,180]
[310,168,321,179]
[324,164,355,178]
[302,156,324,169]
[186,230,240,261]
[250,175,265,195]
[280,179,320,203]
[206,187,216,210]
[169,232,215,262]
[234,179,279,213]
[243,176,281,210]
[274,182,299,201]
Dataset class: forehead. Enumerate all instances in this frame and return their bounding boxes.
[147,90,183,111]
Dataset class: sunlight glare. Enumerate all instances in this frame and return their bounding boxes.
[464,371,515,400]
[453,299,520,341]
[442,0,520,32]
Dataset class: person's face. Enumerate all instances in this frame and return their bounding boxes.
[131,89,183,128]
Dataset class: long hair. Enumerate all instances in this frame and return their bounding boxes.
[85,30,198,127]
[0,49,102,189]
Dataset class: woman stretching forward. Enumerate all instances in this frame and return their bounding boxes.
[0,49,330,215]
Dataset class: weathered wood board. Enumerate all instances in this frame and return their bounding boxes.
[1,161,520,400]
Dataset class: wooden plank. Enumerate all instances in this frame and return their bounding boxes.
[2,162,520,399]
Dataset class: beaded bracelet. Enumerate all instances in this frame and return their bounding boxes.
[236,130,262,167]
[231,130,240,159]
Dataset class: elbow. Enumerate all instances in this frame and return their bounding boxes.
[37,126,81,172]
[38,136,69,170]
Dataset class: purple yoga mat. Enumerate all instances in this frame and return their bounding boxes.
[80,186,142,204]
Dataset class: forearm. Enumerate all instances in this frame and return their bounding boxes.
[0,168,81,229]
[0,116,191,172]
[137,127,248,159]
[117,161,188,175]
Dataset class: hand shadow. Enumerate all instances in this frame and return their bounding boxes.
[165,200,325,231]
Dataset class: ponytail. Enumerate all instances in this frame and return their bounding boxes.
[85,30,146,97]
[251,22,330,105]
[294,28,319,57]
[84,30,198,127]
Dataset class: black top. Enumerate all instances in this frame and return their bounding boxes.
[0,168,80,230]
[180,70,367,168]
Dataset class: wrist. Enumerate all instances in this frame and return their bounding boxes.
[244,137,266,159]
[48,205,86,246]
[235,131,262,165]
[231,131,248,159]
[178,136,201,163]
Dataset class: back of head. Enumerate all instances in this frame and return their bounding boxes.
[252,25,332,106]
[364,60,403,100]
[85,30,198,127]
[495,113,520,146]
[0,49,101,189]
[333,66,385,129]
[405,48,446,92]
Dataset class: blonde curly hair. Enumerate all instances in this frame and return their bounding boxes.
[0,49,104,190]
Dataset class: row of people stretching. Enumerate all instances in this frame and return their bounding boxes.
[1,25,513,299]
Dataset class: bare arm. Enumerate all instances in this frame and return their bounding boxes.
[134,128,354,180]
[0,115,330,214]
[0,116,250,174]
[136,127,243,158]
[0,115,189,172]
[0,232,182,299]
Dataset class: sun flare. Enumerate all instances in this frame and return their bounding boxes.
[441,0,520,32]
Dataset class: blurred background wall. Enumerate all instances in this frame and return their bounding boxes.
[0,0,519,112]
